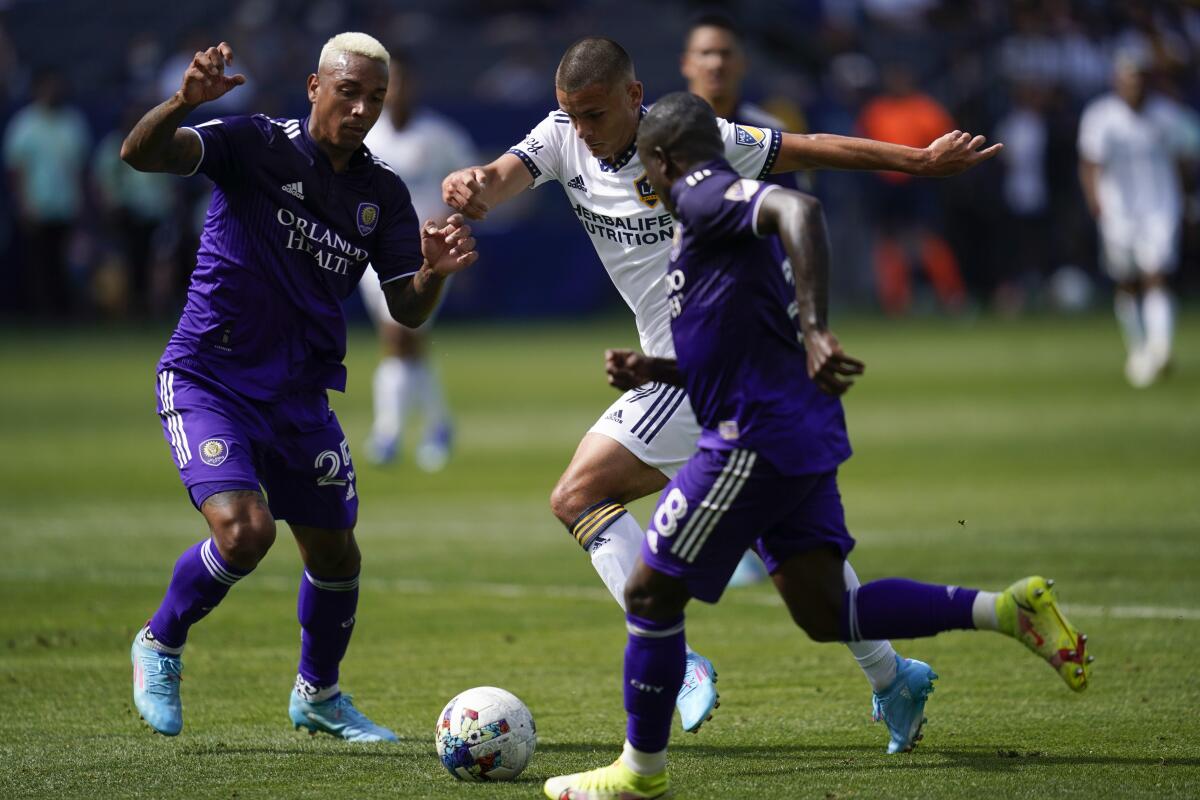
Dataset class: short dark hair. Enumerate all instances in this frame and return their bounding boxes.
[638,92,723,164]
[685,12,742,45]
[556,37,635,93]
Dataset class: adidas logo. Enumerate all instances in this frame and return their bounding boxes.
[282,181,305,200]
[566,174,588,193]
[604,409,623,424]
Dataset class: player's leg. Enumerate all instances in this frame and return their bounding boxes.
[404,325,455,473]
[1100,230,1151,385]
[134,369,273,735]
[1135,217,1179,380]
[361,268,409,464]
[263,397,395,742]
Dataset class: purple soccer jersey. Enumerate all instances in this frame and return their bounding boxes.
[666,159,851,476]
[160,114,423,401]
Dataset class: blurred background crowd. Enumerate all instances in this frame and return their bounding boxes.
[2,0,1198,322]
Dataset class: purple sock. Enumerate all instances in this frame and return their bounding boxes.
[624,613,686,753]
[297,570,359,689]
[842,578,978,642]
[148,538,252,649]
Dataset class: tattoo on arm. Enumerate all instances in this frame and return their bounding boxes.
[121,94,202,175]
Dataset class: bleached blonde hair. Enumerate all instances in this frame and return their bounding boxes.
[318,32,389,72]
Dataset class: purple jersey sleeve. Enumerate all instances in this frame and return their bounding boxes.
[184,115,269,184]
[674,172,779,247]
[371,172,423,285]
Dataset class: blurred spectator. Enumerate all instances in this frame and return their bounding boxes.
[3,70,91,317]
[857,63,965,315]
[91,103,175,318]
[1078,48,1200,388]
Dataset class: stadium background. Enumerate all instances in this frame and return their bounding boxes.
[2,1,1199,798]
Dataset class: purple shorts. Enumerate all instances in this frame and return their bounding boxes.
[641,447,854,603]
[155,361,358,529]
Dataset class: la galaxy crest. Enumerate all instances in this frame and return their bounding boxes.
[199,438,229,467]
[633,173,659,208]
[357,202,380,236]
[734,125,767,148]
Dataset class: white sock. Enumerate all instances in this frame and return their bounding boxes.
[1114,290,1145,357]
[294,674,340,703]
[411,360,450,432]
[138,626,183,656]
[588,511,644,612]
[1142,285,1175,365]
[621,739,667,776]
[972,591,1000,630]
[371,357,406,440]
[842,561,898,692]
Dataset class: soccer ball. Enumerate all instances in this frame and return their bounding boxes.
[435,686,537,781]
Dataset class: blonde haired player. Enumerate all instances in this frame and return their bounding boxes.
[444,37,1000,750]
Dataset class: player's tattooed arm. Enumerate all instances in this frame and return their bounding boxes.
[121,42,246,175]
[382,215,478,327]
[442,153,535,220]
[773,130,1002,178]
[605,350,684,390]
[756,189,865,396]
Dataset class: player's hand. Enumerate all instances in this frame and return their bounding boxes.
[920,130,1003,177]
[803,329,864,396]
[421,214,478,276]
[179,42,246,107]
[605,349,656,391]
[443,167,491,220]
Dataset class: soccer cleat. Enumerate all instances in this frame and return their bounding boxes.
[416,421,453,473]
[365,432,399,466]
[996,576,1090,691]
[289,691,399,742]
[728,550,770,587]
[677,651,719,733]
[131,627,183,736]
[872,655,937,754]
[543,759,669,800]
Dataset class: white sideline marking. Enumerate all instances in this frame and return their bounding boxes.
[7,568,1200,621]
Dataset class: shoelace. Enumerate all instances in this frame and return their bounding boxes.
[142,655,182,698]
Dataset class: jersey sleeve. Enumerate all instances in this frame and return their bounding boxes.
[372,174,424,285]
[1077,102,1107,164]
[718,117,783,180]
[182,115,266,184]
[677,175,779,246]
[507,111,568,188]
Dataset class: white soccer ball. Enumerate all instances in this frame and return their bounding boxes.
[435,686,537,781]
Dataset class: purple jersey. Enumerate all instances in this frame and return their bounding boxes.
[666,159,851,476]
[160,115,423,400]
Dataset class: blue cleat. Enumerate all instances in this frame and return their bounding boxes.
[289,691,398,743]
[872,655,937,753]
[416,421,453,473]
[131,627,183,736]
[366,432,399,466]
[677,651,719,733]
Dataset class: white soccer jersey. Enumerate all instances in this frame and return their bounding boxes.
[1078,93,1197,236]
[508,109,781,358]
[365,109,476,223]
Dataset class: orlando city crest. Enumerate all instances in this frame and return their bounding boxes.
[199,438,229,467]
[634,173,659,208]
[357,202,380,236]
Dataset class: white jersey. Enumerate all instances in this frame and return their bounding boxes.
[508,109,781,358]
[1077,93,1197,236]
[365,109,476,223]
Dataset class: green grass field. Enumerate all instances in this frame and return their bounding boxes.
[1,315,1198,798]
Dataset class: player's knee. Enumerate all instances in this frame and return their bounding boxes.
[550,471,593,527]
[624,571,687,622]
[788,590,843,643]
[211,507,276,568]
[305,531,361,576]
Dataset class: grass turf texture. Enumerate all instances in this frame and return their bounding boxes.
[1,315,1198,799]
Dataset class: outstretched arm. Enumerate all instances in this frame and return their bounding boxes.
[382,214,478,327]
[121,42,246,175]
[442,153,535,220]
[773,129,1001,177]
[755,188,864,395]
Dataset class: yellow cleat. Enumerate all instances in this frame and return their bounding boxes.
[997,576,1091,692]
[543,759,669,800]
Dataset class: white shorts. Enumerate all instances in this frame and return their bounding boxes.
[358,268,445,332]
[1099,216,1180,283]
[587,382,701,479]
